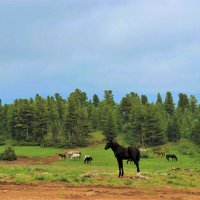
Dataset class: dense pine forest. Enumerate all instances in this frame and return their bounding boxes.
[0,89,200,147]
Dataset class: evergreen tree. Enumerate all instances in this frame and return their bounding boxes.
[191,115,200,145]
[178,93,189,112]
[47,96,60,142]
[32,94,48,142]
[102,108,117,139]
[189,95,198,114]
[9,99,33,141]
[156,93,163,106]
[65,90,90,146]
[166,114,181,142]
[103,90,115,106]
[54,93,66,128]
[141,95,148,105]
[127,102,145,146]
[87,103,99,131]
[92,94,100,107]
[164,91,175,116]
[144,104,165,146]
[119,92,139,124]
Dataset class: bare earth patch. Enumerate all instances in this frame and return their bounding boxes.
[0,155,59,165]
[0,182,200,200]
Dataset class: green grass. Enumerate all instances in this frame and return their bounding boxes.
[0,139,199,188]
[0,146,61,158]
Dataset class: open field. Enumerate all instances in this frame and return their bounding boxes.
[0,139,200,199]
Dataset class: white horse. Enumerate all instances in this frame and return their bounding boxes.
[70,153,81,160]
[65,150,81,158]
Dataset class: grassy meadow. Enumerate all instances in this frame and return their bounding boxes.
[0,135,200,188]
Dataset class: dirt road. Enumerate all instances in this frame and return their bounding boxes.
[0,182,200,200]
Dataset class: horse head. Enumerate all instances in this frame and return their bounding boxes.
[104,137,114,150]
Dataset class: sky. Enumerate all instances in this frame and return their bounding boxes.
[0,0,200,104]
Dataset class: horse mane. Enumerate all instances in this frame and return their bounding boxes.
[111,141,125,150]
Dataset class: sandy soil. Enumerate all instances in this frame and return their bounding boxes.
[0,182,200,200]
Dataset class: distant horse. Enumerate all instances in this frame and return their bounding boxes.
[84,155,93,164]
[58,153,67,160]
[70,153,81,160]
[105,138,140,177]
[65,150,81,158]
[154,151,165,157]
[166,154,178,161]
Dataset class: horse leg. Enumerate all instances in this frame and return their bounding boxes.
[121,160,124,176]
[134,161,140,173]
[117,158,123,177]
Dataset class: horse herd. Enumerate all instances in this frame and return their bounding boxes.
[58,138,178,177]
[58,151,93,164]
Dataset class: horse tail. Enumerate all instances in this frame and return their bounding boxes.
[136,148,140,162]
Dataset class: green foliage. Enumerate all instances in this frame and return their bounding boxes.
[0,89,200,147]
[0,146,17,161]
[166,114,181,142]
[164,91,175,116]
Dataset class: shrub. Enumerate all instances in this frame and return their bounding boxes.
[0,146,17,161]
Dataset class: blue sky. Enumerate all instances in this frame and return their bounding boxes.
[0,0,200,103]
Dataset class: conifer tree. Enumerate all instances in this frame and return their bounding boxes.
[141,95,148,105]
[144,104,165,145]
[156,93,163,106]
[32,94,48,142]
[164,91,175,116]
[47,96,60,142]
[103,90,115,106]
[178,93,189,112]
[128,102,145,146]
[102,108,117,139]
[166,114,181,142]
[93,94,100,107]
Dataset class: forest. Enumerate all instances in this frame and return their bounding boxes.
[0,89,199,147]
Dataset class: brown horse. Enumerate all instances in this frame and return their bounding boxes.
[154,151,165,157]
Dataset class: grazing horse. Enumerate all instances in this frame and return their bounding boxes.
[58,153,67,160]
[166,154,178,161]
[84,155,93,164]
[105,139,140,177]
[65,150,81,158]
[154,151,165,157]
[70,153,81,160]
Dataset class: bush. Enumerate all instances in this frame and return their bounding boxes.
[0,146,17,161]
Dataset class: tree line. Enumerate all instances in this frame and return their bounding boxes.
[0,89,200,147]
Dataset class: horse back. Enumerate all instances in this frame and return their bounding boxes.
[128,146,140,162]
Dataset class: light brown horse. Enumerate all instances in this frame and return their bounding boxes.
[154,151,165,157]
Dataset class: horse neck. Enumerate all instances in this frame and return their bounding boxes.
[111,142,123,152]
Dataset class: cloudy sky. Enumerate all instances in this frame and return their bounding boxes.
[0,0,200,103]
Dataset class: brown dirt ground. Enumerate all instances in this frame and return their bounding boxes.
[0,182,200,200]
[0,155,59,165]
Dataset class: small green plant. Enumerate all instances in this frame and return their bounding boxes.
[0,146,17,161]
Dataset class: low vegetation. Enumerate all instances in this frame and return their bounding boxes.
[0,146,17,161]
[0,139,199,188]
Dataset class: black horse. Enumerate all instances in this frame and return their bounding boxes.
[166,154,178,161]
[104,139,140,177]
[58,153,67,160]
